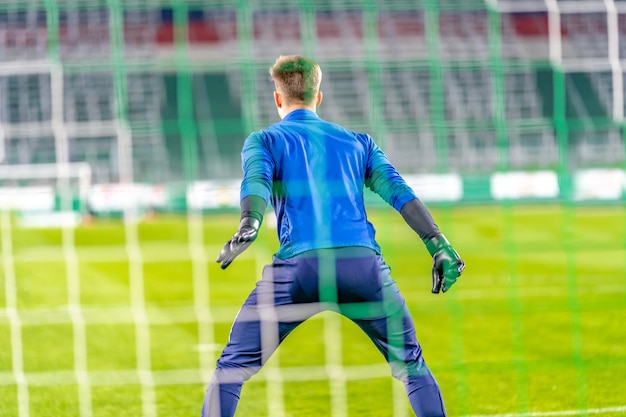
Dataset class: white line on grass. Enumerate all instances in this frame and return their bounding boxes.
[464,405,626,417]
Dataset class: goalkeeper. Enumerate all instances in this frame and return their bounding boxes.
[202,55,465,417]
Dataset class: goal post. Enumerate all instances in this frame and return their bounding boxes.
[0,162,91,225]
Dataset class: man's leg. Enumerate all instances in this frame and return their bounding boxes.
[348,258,447,417]
[201,257,314,417]
[201,376,240,417]
[202,313,303,417]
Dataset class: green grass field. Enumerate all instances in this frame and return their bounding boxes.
[1,203,625,417]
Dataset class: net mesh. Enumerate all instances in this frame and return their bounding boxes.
[0,1,625,417]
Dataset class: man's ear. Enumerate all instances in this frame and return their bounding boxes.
[274,91,282,109]
[316,91,323,107]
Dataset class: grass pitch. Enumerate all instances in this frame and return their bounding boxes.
[0,203,625,417]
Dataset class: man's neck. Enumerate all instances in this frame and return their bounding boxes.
[280,104,316,119]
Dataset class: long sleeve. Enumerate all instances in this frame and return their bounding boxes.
[240,133,274,204]
[363,134,416,212]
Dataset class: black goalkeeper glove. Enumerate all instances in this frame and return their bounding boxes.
[425,234,465,293]
[216,217,260,269]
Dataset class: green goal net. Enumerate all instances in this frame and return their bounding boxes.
[0,1,625,417]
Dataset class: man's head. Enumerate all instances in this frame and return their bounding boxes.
[269,55,323,118]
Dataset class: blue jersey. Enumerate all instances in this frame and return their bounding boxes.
[240,109,416,259]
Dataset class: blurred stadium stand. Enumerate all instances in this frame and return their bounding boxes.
[0,4,624,183]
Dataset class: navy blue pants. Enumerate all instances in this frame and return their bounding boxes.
[202,247,446,417]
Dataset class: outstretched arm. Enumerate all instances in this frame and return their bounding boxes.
[400,199,465,293]
[363,134,465,292]
[217,133,272,269]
